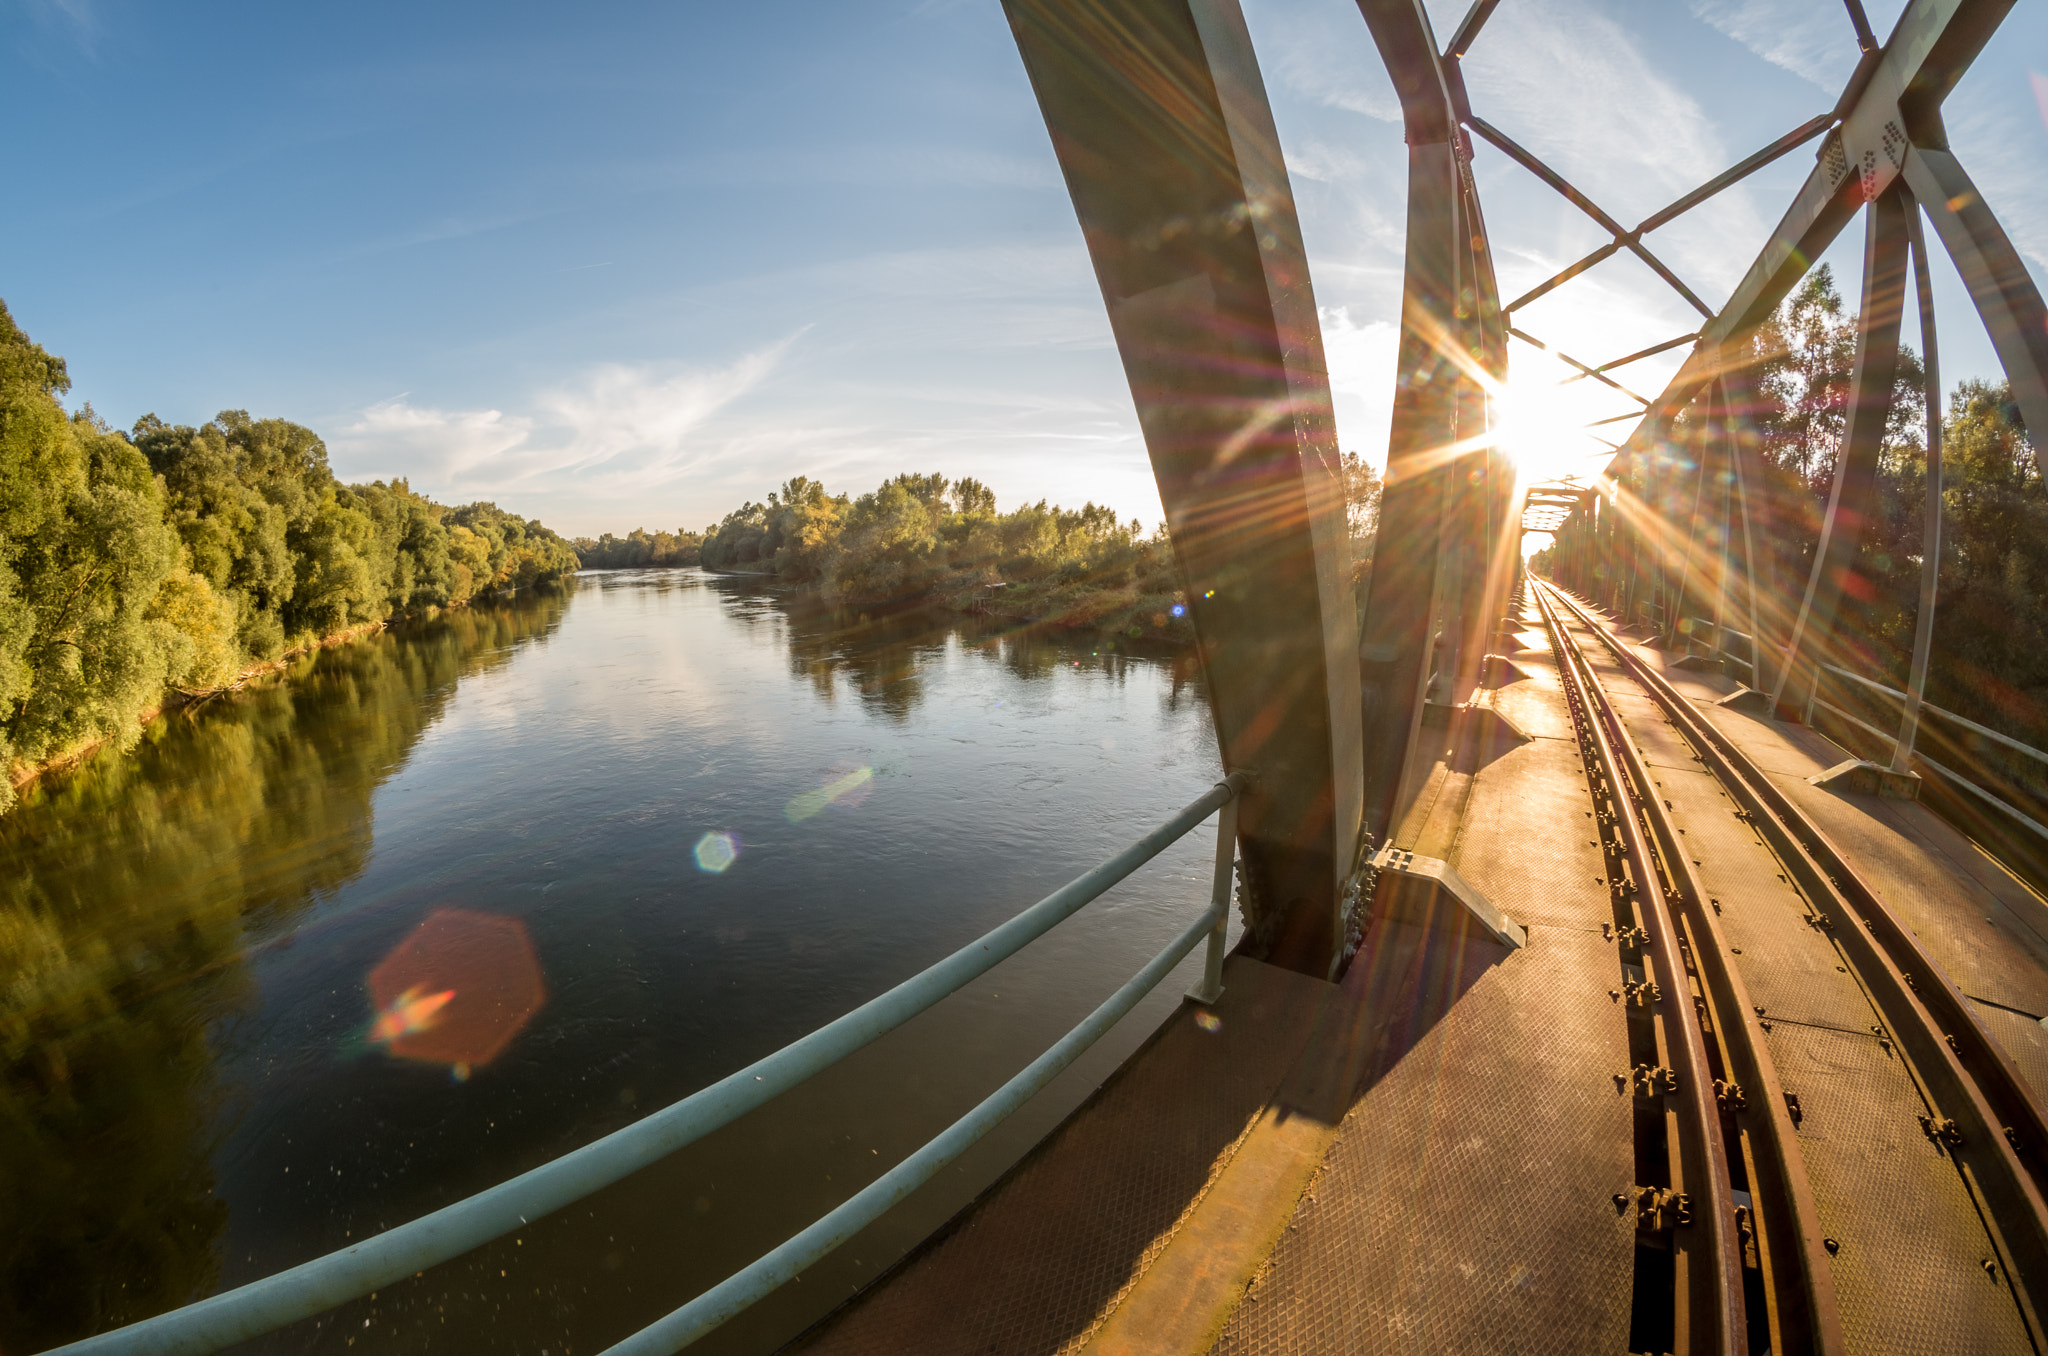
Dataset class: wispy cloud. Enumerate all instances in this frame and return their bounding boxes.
[338,400,535,483]
[1688,0,1864,91]
[1258,0,1401,123]
[1945,75,2048,275]
[538,339,797,476]
[329,333,800,495]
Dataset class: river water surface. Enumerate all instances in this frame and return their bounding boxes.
[3,568,1232,1356]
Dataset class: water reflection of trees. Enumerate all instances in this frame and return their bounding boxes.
[0,590,568,1352]
[766,585,1206,723]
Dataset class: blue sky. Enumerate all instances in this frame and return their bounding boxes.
[4,0,2043,538]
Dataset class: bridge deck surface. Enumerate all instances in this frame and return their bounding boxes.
[1577,606,2038,1353]
[1619,623,2048,1108]
[786,596,2048,1354]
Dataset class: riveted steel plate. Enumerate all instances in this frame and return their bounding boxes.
[1451,737,1608,933]
[1764,1021,2033,1354]
[1970,999,2048,1106]
[1775,772,2048,1018]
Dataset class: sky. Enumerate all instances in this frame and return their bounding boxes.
[3,0,2043,539]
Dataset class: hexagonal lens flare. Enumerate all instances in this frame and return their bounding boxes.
[367,909,546,1071]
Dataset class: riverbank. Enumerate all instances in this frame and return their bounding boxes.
[3,596,536,809]
[689,565,1195,645]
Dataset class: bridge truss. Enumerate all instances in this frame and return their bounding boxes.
[1004,0,2046,978]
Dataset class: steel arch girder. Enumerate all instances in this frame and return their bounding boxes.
[1350,0,1513,843]
[1904,148,2048,442]
[1772,188,1912,707]
[1002,0,1363,974]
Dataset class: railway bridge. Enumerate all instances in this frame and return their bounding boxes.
[50,1,2048,1354]
[803,0,2048,1349]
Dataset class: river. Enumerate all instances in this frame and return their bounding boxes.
[1,568,1232,1356]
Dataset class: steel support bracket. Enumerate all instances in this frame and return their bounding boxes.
[1807,758,1922,801]
[1715,687,1773,716]
[1480,654,1531,688]
[1368,847,1527,950]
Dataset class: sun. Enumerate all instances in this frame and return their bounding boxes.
[1491,353,1628,490]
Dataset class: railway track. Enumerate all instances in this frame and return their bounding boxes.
[1533,578,2048,1355]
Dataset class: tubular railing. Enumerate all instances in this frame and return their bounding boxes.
[1811,664,2048,839]
[47,773,1247,1356]
[1674,616,1758,680]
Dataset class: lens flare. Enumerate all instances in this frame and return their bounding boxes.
[365,909,546,1070]
[694,830,741,873]
[785,766,875,822]
[369,986,456,1044]
[1194,1011,1222,1033]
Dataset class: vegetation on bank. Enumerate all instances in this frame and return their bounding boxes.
[571,526,704,569]
[582,458,1384,641]
[0,303,578,807]
[1537,264,2044,745]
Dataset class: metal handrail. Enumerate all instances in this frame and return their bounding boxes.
[1811,695,2048,846]
[1820,662,2048,767]
[48,773,1247,1356]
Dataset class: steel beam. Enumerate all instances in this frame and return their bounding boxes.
[1352,0,1512,846]
[1357,131,1463,843]
[1467,116,1716,319]
[1561,332,1700,384]
[1770,185,1912,712]
[1004,0,1363,975]
[1509,327,1652,404]
[1609,0,2018,467]
[1903,148,2048,441]
[1892,196,1944,774]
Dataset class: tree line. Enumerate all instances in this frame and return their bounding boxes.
[571,526,704,569]
[1541,264,2042,745]
[583,456,1384,638]
[0,302,578,807]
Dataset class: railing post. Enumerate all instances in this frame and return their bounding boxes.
[1187,785,1239,1005]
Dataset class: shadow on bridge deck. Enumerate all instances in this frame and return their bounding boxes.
[787,590,2048,1354]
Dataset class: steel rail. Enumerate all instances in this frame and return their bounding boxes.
[600,893,1228,1356]
[1543,582,2048,1341]
[43,775,1248,1356]
[1534,585,1748,1353]
[1538,582,1844,1354]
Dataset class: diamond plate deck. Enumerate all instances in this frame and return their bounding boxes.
[1206,918,1634,1356]
[1767,1021,2033,1355]
[1206,622,1635,1355]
